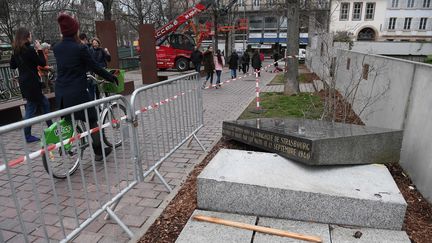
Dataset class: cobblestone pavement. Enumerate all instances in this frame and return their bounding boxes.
[0,61,277,242]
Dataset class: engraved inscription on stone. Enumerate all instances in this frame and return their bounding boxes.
[223,124,312,161]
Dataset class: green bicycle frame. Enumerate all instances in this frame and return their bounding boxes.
[42,119,74,151]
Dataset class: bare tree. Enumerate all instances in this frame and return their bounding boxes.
[96,0,114,20]
[118,0,166,31]
[284,0,300,95]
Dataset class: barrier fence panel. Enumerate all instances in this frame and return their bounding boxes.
[0,95,142,242]
[130,72,205,192]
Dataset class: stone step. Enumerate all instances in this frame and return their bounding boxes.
[313,79,325,91]
[177,210,410,243]
[197,149,407,230]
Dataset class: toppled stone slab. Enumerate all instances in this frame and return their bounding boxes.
[254,217,331,243]
[222,118,403,165]
[197,149,407,230]
[330,225,410,243]
[175,210,255,243]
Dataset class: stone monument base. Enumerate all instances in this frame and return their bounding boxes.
[197,149,407,230]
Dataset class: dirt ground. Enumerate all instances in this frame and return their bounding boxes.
[139,92,432,243]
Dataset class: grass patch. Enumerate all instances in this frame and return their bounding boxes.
[268,74,285,85]
[239,92,323,120]
[298,73,307,83]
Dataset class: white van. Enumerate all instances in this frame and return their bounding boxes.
[298,48,306,63]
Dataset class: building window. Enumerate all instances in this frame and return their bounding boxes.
[253,0,260,7]
[237,0,244,7]
[264,17,278,28]
[424,0,431,7]
[388,18,396,30]
[404,18,412,30]
[362,64,369,80]
[391,0,399,7]
[407,0,415,7]
[365,3,375,20]
[266,0,274,6]
[347,58,351,70]
[340,3,350,20]
[352,2,362,21]
[419,18,428,30]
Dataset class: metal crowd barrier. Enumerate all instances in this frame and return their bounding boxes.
[0,95,143,242]
[130,72,206,192]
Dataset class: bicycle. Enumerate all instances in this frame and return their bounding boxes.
[41,69,127,179]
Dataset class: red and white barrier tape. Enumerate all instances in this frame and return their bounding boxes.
[255,71,261,110]
[1,58,287,172]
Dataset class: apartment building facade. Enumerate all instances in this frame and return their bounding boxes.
[329,0,432,41]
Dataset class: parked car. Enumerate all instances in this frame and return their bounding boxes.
[298,48,306,63]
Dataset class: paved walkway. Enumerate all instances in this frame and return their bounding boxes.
[0,62,277,242]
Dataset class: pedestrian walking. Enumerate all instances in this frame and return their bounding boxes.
[252,50,262,77]
[260,51,265,62]
[10,27,53,143]
[273,50,283,72]
[202,46,215,88]
[214,49,225,88]
[191,47,203,73]
[54,13,118,160]
[228,51,238,79]
[241,51,250,74]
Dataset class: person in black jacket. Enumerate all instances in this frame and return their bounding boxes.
[241,51,250,74]
[10,27,53,143]
[90,37,111,68]
[228,51,239,79]
[252,50,262,77]
[190,47,203,73]
[54,13,117,160]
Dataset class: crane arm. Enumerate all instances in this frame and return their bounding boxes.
[155,0,214,40]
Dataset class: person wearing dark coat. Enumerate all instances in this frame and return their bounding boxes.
[90,37,111,68]
[252,50,262,77]
[241,51,250,74]
[54,13,117,160]
[190,47,203,73]
[202,46,215,88]
[228,51,239,79]
[10,27,53,143]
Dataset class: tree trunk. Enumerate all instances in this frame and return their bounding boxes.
[213,10,218,50]
[284,0,300,95]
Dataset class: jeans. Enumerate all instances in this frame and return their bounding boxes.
[194,63,201,73]
[206,72,213,84]
[242,64,249,74]
[24,96,53,137]
[216,70,222,84]
[230,69,237,78]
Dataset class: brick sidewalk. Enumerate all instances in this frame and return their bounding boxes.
[0,63,277,243]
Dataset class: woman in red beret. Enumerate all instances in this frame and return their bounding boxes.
[53,13,118,160]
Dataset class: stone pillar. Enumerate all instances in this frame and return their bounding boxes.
[95,21,119,69]
[138,24,158,84]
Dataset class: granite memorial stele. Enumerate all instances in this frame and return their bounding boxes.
[222,118,403,166]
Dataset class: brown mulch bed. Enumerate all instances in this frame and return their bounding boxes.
[139,91,432,243]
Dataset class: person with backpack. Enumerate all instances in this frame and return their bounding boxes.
[214,49,225,88]
[228,51,239,79]
[10,27,53,143]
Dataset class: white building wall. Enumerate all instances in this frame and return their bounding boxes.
[329,0,387,39]
[382,0,432,40]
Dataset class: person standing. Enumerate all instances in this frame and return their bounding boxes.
[228,51,238,79]
[10,27,53,143]
[90,37,111,68]
[37,42,53,93]
[252,50,262,77]
[191,47,203,73]
[213,49,225,88]
[241,51,250,74]
[202,46,215,88]
[54,13,117,160]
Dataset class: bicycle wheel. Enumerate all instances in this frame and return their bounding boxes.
[42,122,88,179]
[101,102,127,148]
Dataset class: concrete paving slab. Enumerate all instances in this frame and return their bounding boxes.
[254,217,331,243]
[197,149,407,230]
[330,225,410,243]
[175,209,255,243]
